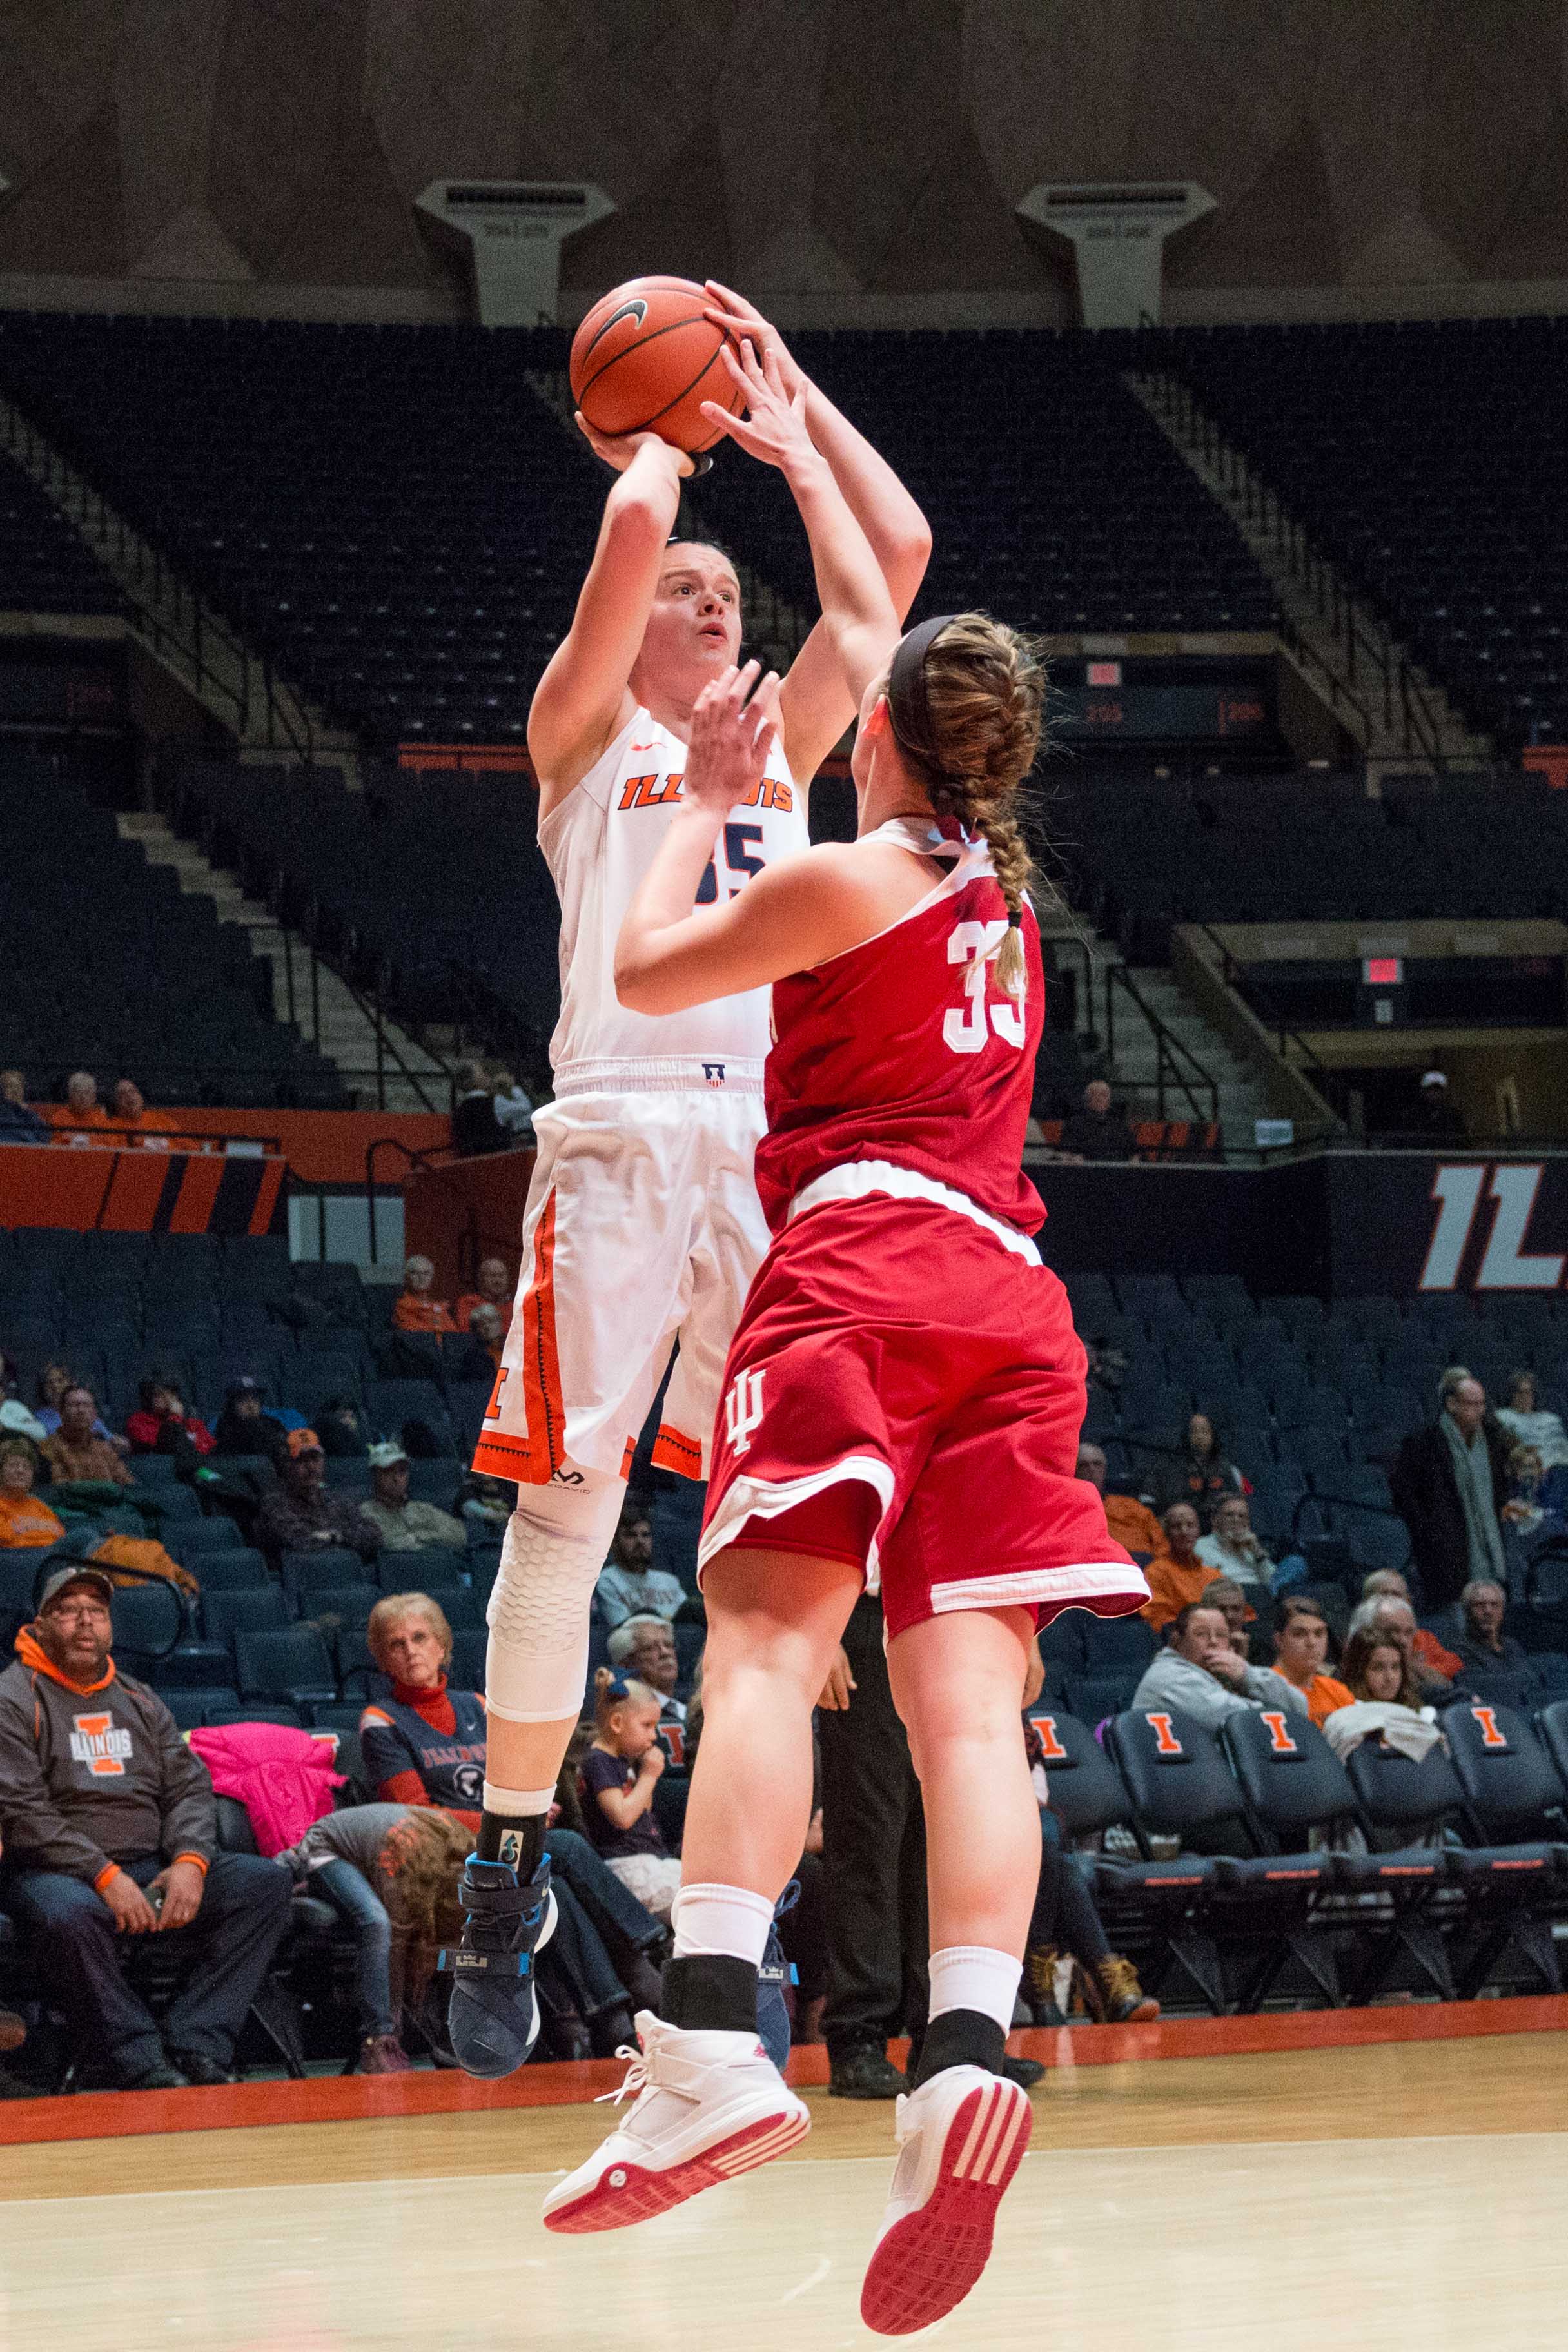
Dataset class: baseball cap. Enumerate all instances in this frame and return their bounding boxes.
[367,1440,409,1470]
[286,1427,324,1460]
[37,1563,116,1614]
[1420,1069,1448,1088]
[229,1375,265,1396]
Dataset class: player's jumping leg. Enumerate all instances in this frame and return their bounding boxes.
[541,1548,852,2231]
[442,1466,624,2077]
[858,1606,1037,2336]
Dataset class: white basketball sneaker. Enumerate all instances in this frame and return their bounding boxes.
[541,2010,810,2234]
[859,2065,1032,2336]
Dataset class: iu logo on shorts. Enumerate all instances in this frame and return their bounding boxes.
[724,1368,765,1456]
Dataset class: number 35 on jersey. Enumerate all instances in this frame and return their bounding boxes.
[943,920,1027,1055]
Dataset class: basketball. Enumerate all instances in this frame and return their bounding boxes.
[570,274,744,454]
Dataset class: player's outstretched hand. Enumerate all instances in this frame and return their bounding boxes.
[700,339,816,473]
[684,659,781,815]
[574,415,694,479]
[701,282,807,400]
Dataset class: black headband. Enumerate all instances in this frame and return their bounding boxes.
[886,613,960,759]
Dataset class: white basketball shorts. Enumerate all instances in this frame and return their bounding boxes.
[472,1084,770,1487]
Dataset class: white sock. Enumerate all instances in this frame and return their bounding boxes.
[926,1945,1023,2037]
[482,1781,556,1816]
[671,1881,775,1969]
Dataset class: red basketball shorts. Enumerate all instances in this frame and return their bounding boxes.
[698,1193,1150,1642]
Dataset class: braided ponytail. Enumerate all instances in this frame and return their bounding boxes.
[885,612,1045,1001]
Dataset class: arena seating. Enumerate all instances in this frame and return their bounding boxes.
[0,444,122,616]
[1161,315,1568,754]
[1046,765,1567,956]
[688,328,1278,638]
[0,315,1275,750]
[2,757,348,1107]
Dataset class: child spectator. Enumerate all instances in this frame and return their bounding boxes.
[0,1442,65,1548]
[277,1801,458,2074]
[392,1255,456,1337]
[578,1667,681,1919]
[456,1473,513,1539]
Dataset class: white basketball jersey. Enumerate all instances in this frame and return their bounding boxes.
[539,705,809,1093]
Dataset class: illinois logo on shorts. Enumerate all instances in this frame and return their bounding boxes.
[724,1368,766,1456]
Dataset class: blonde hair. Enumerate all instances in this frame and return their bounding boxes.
[375,1809,472,2014]
[888,612,1045,1001]
[593,1665,660,1729]
[366,1592,454,1673]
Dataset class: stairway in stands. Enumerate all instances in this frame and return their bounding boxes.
[119,812,454,1115]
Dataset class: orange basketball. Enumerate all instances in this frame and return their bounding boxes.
[570,275,744,455]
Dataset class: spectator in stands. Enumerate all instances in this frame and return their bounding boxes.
[392,1255,456,1337]
[490,1068,534,1144]
[126,1373,217,1463]
[1320,1629,1442,1766]
[0,1442,65,1549]
[41,1386,133,1489]
[1414,1068,1465,1141]
[1347,1594,1456,1703]
[361,1597,666,2024]
[1269,1596,1354,1727]
[1451,1579,1533,1682]
[1133,1600,1308,1732]
[48,1070,110,1145]
[451,1062,506,1157]
[359,1442,466,1555]
[254,1429,379,1565]
[607,1614,687,1729]
[1077,1442,1163,1557]
[1391,1369,1509,1609]
[455,1255,515,1331]
[0,1563,292,2088]
[453,1474,509,1541]
[594,1500,685,1630]
[1204,1576,1257,1657]
[1497,1372,1568,1507]
[1140,1502,1221,1631]
[1195,1493,1276,1587]
[448,1303,504,1383]
[33,1364,124,1451]
[1057,1078,1137,1163]
[579,1667,681,1919]
[1025,1794,1157,2027]
[279,1801,449,2073]
[1505,1443,1568,1550]
[108,1079,161,1142]
[315,1395,371,1458]
[213,1377,289,1465]
[1161,1411,1246,1522]
[0,1070,47,1143]
[1359,1569,1464,1681]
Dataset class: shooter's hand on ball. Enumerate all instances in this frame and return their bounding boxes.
[702,281,807,401]
[574,415,694,480]
[700,340,816,475]
[683,660,781,816]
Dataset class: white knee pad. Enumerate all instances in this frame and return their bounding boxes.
[484,1467,626,1723]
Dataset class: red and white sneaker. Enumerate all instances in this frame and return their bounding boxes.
[859,2065,1032,2336]
[541,2011,810,2235]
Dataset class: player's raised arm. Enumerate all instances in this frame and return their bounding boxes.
[702,286,929,783]
[614,662,877,1013]
[527,427,693,812]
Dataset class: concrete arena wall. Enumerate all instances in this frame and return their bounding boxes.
[3,2,1568,329]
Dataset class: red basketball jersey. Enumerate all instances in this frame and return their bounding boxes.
[755,823,1046,1237]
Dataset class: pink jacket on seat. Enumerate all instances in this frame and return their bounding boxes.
[188,1720,343,1856]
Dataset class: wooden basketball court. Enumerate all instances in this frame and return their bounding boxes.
[3,2000,1566,2347]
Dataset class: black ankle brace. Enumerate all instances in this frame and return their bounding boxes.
[476,1809,546,1877]
[913,2008,1007,2088]
[661,1954,760,2035]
